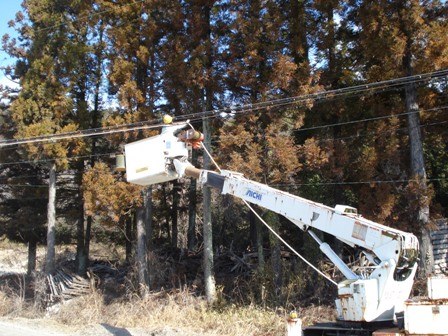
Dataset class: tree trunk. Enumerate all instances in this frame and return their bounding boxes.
[202,93,216,304]
[27,236,37,276]
[76,187,88,275]
[171,180,179,248]
[405,81,434,276]
[125,216,133,264]
[76,214,87,276]
[162,185,171,242]
[76,213,92,276]
[249,209,262,263]
[136,207,149,297]
[45,163,56,275]
[144,187,155,288]
[202,174,216,304]
[85,215,92,263]
[144,187,153,251]
[403,33,434,276]
[76,23,102,274]
[188,149,198,251]
[255,212,265,272]
[266,212,282,300]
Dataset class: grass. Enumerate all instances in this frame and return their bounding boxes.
[0,285,336,335]
[52,288,287,335]
[0,277,337,335]
[0,240,337,335]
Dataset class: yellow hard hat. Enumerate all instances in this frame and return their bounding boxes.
[163,115,173,124]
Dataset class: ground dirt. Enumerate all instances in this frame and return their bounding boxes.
[0,240,329,335]
[0,317,208,336]
[0,242,213,336]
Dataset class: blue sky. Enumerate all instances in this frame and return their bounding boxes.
[0,1,23,88]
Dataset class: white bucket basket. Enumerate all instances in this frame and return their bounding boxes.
[124,125,189,186]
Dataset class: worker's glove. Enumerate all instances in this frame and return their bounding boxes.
[173,159,193,178]
[175,129,204,149]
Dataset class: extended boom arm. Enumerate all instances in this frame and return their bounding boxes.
[174,161,419,322]
[124,123,419,324]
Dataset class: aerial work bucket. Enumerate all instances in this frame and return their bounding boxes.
[124,125,190,186]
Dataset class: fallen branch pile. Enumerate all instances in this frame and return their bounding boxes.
[47,268,92,301]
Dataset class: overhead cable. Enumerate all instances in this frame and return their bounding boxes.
[0,112,446,167]
[0,69,447,149]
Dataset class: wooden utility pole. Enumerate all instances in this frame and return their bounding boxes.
[136,207,149,297]
[202,94,217,304]
[45,162,56,274]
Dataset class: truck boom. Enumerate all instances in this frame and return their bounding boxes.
[123,123,419,325]
[176,161,419,323]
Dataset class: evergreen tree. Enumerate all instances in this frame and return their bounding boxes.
[183,0,223,304]
[8,0,88,274]
[217,0,312,298]
[347,0,448,276]
[0,86,47,275]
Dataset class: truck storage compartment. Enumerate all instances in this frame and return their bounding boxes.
[404,299,448,335]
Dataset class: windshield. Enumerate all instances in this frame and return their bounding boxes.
[394,248,419,281]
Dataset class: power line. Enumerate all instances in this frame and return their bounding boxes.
[0,151,117,167]
[293,105,448,133]
[207,105,448,143]
[270,177,448,188]
[1,69,447,148]
[2,117,447,188]
[2,176,447,189]
[0,116,446,169]
[312,119,448,148]
[181,69,448,123]
[0,122,162,148]
[0,105,447,167]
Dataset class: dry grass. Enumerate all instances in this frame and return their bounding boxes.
[0,289,20,316]
[0,283,337,335]
[299,305,337,327]
[0,274,28,316]
[0,240,337,335]
[54,288,288,335]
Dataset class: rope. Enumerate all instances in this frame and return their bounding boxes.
[194,124,338,286]
[186,121,222,173]
[242,200,337,286]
